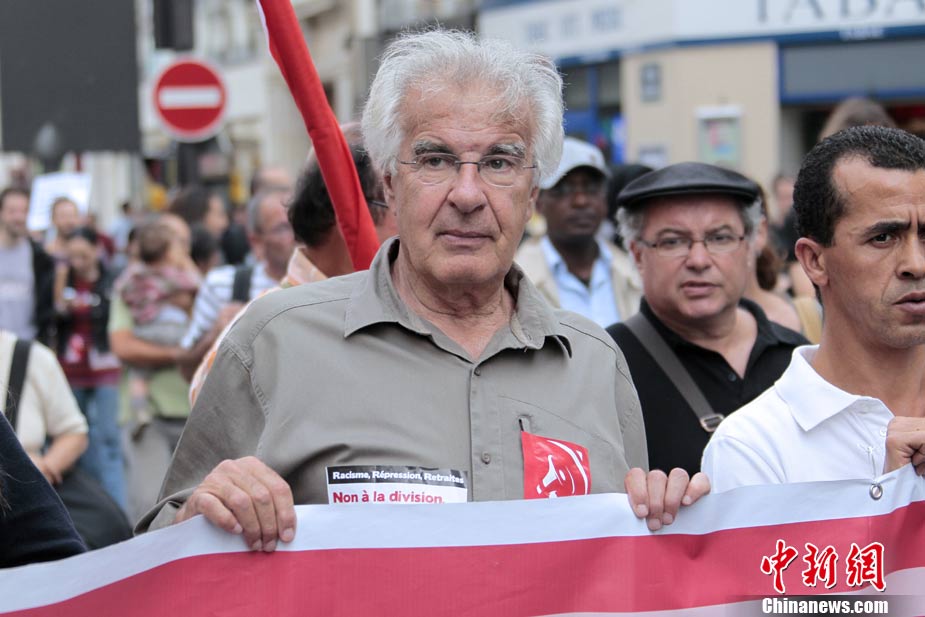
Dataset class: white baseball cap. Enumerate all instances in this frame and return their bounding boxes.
[540,136,610,190]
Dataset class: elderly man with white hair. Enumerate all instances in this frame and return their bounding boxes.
[138,30,707,547]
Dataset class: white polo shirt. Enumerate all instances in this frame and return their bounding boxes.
[702,345,895,493]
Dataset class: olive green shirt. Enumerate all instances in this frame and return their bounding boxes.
[140,238,646,531]
[108,295,191,420]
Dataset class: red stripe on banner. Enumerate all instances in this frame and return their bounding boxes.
[256,0,379,271]
[9,501,924,617]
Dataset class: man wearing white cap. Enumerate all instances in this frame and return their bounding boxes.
[516,137,642,328]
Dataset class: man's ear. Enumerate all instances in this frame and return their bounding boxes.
[794,237,828,289]
[533,189,545,218]
[526,186,539,223]
[383,173,399,215]
[629,239,645,271]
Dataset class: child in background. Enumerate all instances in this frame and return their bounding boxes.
[114,220,200,434]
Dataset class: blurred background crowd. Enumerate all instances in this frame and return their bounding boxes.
[1,0,924,558]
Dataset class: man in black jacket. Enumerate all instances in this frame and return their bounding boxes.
[0,187,55,345]
[607,164,806,475]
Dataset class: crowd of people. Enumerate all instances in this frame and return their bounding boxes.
[1,30,924,577]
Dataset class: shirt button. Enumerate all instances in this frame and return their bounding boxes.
[727,373,737,382]
[480,452,492,465]
[474,367,481,376]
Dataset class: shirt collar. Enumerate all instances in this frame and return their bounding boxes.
[345,237,572,357]
[280,248,327,289]
[776,345,889,431]
[640,297,801,351]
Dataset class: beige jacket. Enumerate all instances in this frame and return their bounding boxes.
[515,237,643,322]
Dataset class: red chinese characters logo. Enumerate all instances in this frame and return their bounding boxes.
[802,543,838,589]
[761,539,799,594]
[761,540,886,594]
[846,542,885,591]
[521,432,591,499]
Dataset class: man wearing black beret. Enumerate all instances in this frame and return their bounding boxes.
[607,162,806,475]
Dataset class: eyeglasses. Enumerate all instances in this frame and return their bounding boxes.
[637,232,746,258]
[547,179,606,198]
[367,199,388,209]
[398,153,537,188]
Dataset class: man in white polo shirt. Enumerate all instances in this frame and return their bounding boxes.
[702,125,925,491]
[516,137,641,327]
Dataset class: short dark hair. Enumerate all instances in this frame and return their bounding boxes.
[288,143,381,247]
[169,185,218,227]
[793,126,925,246]
[190,222,218,270]
[135,219,173,264]
[0,187,29,211]
[65,226,98,246]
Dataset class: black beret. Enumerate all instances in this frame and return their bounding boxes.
[616,162,760,209]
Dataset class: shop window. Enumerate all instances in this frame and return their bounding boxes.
[599,61,621,114]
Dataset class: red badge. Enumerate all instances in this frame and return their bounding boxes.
[521,432,591,499]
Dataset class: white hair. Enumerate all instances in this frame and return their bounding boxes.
[361,29,564,188]
[617,196,764,245]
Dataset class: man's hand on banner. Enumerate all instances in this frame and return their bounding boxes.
[624,467,711,531]
[175,456,296,552]
[883,416,925,475]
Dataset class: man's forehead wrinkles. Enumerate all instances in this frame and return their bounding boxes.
[653,221,736,235]
[410,138,527,157]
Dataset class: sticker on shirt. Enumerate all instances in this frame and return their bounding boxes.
[326,465,468,505]
[521,432,591,499]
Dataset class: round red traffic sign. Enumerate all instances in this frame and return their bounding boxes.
[152,59,227,142]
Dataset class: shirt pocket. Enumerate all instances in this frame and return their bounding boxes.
[498,396,620,496]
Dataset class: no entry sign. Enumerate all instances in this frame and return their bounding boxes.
[152,59,226,142]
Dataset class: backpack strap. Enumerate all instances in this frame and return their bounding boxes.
[231,264,253,303]
[623,313,724,433]
[4,338,33,432]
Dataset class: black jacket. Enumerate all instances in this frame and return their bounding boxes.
[55,265,115,358]
[30,239,55,346]
[0,415,86,567]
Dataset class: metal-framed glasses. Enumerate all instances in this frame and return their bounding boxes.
[638,232,746,258]
[398,153,537,188]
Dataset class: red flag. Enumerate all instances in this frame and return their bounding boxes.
[256,0,380,271]
[521,432,591,498]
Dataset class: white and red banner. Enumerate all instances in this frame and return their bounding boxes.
[3,468,925,616]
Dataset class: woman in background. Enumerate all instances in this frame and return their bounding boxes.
[55,227,126,510]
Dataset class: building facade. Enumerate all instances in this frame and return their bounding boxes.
[480,0,925,190]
